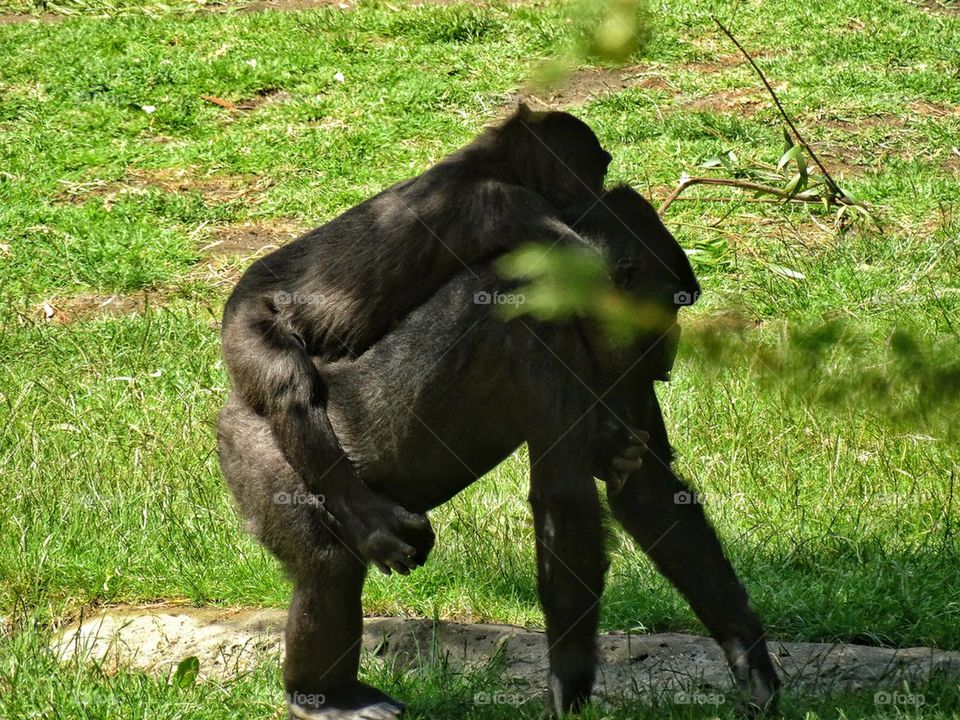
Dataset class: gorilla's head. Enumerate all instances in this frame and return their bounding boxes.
[575,185,700,379]
[492,104,612,209]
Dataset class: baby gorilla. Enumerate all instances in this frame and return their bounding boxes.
[218,186,780,719]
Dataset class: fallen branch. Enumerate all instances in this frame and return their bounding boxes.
[658,196,815,206]
[711,15,847,203]
[658,176,827,215]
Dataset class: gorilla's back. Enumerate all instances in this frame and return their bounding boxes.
[320,266,529,512]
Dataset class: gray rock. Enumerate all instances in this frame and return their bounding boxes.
[51,608,960,700]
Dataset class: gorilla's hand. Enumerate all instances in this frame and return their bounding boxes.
[331,487,435,575]
[599,421,649,495]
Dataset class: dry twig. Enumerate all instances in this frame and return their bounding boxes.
[658,176,826,214]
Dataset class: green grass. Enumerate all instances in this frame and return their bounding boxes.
[3,619,960,719]
[0,616,960,720]
[1,0,959,716]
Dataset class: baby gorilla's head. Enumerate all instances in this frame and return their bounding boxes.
[494,104,612,209]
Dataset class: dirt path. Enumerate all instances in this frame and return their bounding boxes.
[53,607,960,700]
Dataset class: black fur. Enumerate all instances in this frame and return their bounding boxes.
[220,107,612,585]
[218,185,780,718]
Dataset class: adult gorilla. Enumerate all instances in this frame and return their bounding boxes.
[221,105,612,580]
[218,185,780,719]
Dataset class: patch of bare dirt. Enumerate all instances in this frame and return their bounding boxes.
[819,114,906,131]
[798,104,960,174]
[945,148,960,173]
[0,12,61,24]
[57,168,271,207]
[815,101,958,131]
[914,0,960,15]
[800,102,960,174]
[236,0,346,10]
[817,141,955,177]
[681,53,744,74]
[518,65,668,109]
[826,157,873,177]
[37,293,166,324]
[686,33,774,65]
[684,88,764,116]
[408,0,528,6]
[0,0,521,23]
[201,87,292,113]
[908,99,960,117]
[201,220,304,259]
[815,144,879,176]
[0,0,345,25]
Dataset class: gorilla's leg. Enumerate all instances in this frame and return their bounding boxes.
[606,392,780,712]
[529,441,608,716]
[285,554,404,720]
[216,395,404,720]
[221,300,432,577]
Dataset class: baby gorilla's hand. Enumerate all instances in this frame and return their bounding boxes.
[331,487,435,575]
[599,421,649,495]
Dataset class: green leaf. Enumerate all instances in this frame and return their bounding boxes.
[784,172,803,197]
[777,145,804,171]
[797,152,809,189]
[172,656,200,688]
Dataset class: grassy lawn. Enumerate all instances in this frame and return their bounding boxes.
[1,0,959,717]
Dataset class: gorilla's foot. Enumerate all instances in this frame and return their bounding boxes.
[722,639,780,716]
[287,683,404,720]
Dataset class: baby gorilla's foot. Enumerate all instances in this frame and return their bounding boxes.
[602,423,649,495]
[287,682,404,720]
